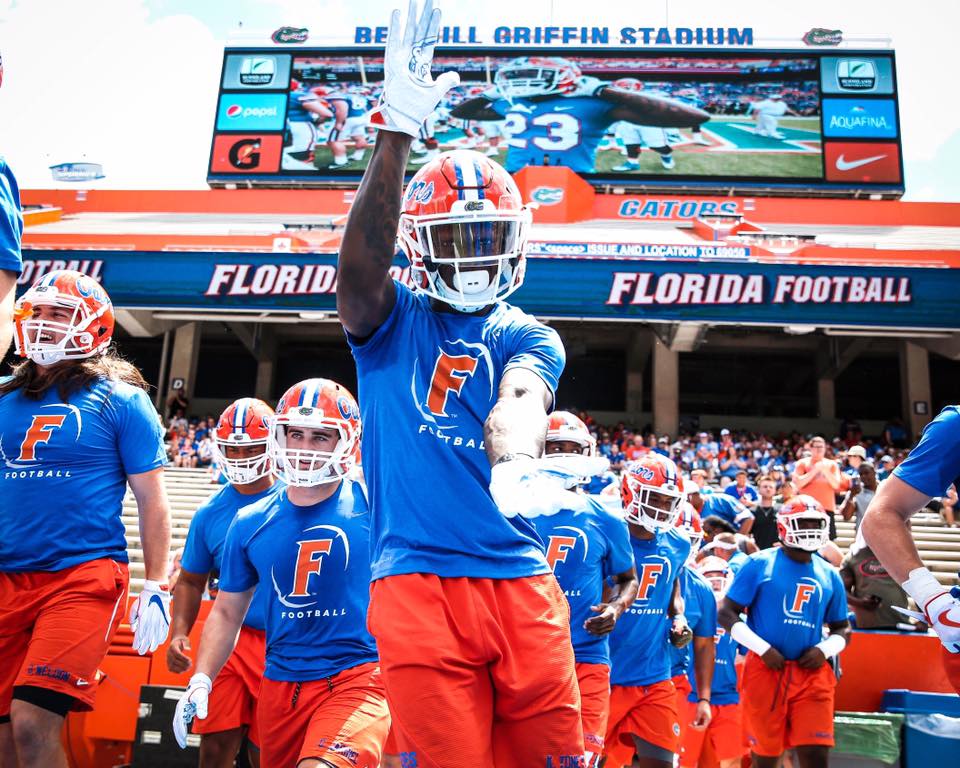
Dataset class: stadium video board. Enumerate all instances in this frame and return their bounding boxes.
[209,48,902,196]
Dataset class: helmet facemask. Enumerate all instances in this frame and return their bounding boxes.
[400,204,530,313]
[494,64,562,100]
[624,478,683,532]
[14,295,111,366]
[269,416,358,487]
[213,438,271,485]
[779,512,830,552]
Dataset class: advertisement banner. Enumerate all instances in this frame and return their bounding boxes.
[222,54,292,89]
[210,135,283,173]
[215,93,287,131]
[19,251,960,330]
[820,56,895,95]
[823,142,901,183]
[822,98,898,138]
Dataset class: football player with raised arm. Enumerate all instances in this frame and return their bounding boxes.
[528,412,639,767]
[174,379,389,767]
[335,2,603,764]
[166,398,283,768]
[718,495,851,768]
[0,270,170,768]
[604,455,698,768]
[861,404,960,692]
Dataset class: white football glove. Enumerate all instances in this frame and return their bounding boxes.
[173,673,211,749]
[903,567,960,653]
[564,75,607,99]
[490,454,610,518]
[369,0,460,136]
[128,579,171,655]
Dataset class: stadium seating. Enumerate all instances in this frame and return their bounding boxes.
[122,467,219,592]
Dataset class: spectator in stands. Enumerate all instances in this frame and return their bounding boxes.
[624,433,647,462]
[696,431,718,457]
[840,463,877,532]
[195,433,214,468]
[689,468,714,496]
[775,478,797,504]
[792,435,846,540]
[167,388,189,419]
[840,540,910,630]
[717,443,745,487]
[692,446,716,481]
[169,407,188,434]
[654,435,670,457]
[877,455,895,481]
[174,428,198,468]
[844,445,867,477]
[883,418,909,449]
[697,531,754,571]
[839,416,863,447]
[752,475,781,550]
[725,469,759,509]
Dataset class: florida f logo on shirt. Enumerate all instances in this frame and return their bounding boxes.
[783,578,823,618]
[544,527,588,571]
[2,404,83,469]
[271,524,350,610]
[411,340,495,429]
[637,561,667,601]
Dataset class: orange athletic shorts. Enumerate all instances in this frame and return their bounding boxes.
[577,662,610,766]
[368,573,583,768]
[679,701,744,766]
[0,558,128,717]
[604,679,680,768]
[742,653,836,757]
[193,625,265,744]
[257,661,389,768]
[672,674,693,748]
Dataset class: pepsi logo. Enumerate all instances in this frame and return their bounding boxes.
[226,104,242,118]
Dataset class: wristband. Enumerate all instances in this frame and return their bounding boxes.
[494,452,535,466]
[730,620,772,657]
[902,567,948,615]
[697,697,711,704]
[188,672,212,691]
[815,634,847,659]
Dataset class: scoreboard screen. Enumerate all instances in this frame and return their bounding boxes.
[208,47,902,197]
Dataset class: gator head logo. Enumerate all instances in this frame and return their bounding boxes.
[272,26,309,44]
[531,186,564,206]
[803,28,843,46]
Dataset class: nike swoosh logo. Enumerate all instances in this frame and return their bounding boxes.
[148,594,169,621]
[938,609,960,629]
[835,154,887,171]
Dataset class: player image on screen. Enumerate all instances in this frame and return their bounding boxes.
[326,86,374,168]
[282,78,334,170]
[449,55,709,173]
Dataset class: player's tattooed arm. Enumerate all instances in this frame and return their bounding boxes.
[602,90,710,128]
[0,268,16,357]
[450,98,504,122]
[337,131,409,338]
[484,367,551,465]
[585,567,638,635]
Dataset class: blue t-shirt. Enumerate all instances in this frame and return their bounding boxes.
[701,493,753,528]
[725,484,758,504]
[584,471,617,496]
[726,548,847,660]
[529,492,635,665]
[728,550,750,574]
[893,406,960,498]
[181,482,285,631]
[347,281,565,580]
[688,623,740,706]
[609,527,691,687]
[287,86,322,122]
[669,566,718,678]
[0,158,23,274]
[219,480,379,682]
[0,378,166,571]
[487,91,616,173]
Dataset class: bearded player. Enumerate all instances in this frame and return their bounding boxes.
[605,454,701,768]
[0,270,170,768]
[718,495,850,768]
[529,411,638,766]
[451,58,709,173]
[167,398,283,767]
[861,404,960,692]
[174,379,389,767]
[336,1,601,764]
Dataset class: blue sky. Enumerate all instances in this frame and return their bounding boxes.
[0,0,958,200]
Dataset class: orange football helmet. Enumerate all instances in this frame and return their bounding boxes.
[621,453,684,531]
[212,398,274,485]
[494,56,583,100]
[14,269,114,366]
[270,378,361,486]
[613,77,644,92]
[777,494,830,551]
[697,555,734,600]
[398,149,531,312]
[674,501,703,559]
[545,411,595,456]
